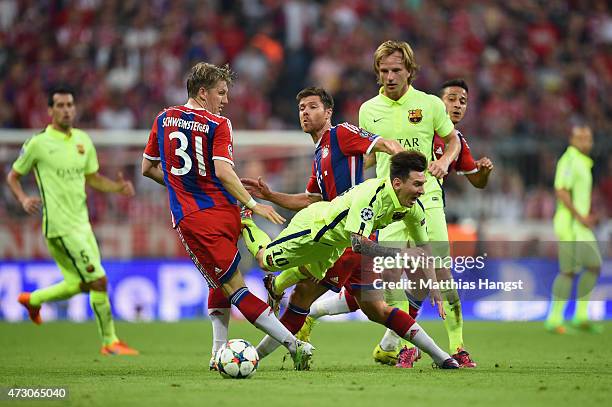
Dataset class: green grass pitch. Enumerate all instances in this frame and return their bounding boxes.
[1,320,610,407]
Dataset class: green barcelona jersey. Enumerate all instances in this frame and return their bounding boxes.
[359,86,454,209]
[309,177,428,248]
[12,125,99,238]
[553,145,593,225]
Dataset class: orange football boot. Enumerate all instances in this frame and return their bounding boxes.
[100,340,140,356]
[18,292,42,325]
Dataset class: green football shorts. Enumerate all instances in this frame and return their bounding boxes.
[555,220,602,273]
[263,202,344,280]
[45,225,106,284]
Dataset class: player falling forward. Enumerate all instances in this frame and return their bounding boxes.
[8,86,138,355]
[299,78,494,368]
[545,125,602,334]
[141,62,313,370]
[242,87,402,312]
[242,151,460,369]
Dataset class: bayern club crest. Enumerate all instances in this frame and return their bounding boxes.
[322,146,329,158]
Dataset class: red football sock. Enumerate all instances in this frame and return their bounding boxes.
[384,307,416,338]
[229,287,268,324]
[280,303,309,334]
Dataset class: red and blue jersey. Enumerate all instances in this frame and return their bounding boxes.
[306,122,380,201]
[144,105,237,227]
[433,129,478,176]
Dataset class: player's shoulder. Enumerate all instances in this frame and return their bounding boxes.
[24,128,47,147]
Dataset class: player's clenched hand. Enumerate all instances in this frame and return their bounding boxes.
[20,196,42,215]
[428,159,449,178]
[430,288,446,320]
[241,176,271,199]
[116,172,135,197]
[476,157,494,173]
[252,203,285,224]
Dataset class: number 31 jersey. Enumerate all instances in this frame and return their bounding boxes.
[143,105,237,227]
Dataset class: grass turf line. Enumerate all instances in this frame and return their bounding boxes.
[0,321,610,407]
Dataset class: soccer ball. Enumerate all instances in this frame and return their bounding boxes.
[215,339,259,379]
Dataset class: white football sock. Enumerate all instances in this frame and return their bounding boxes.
[310,293,351,319]
[403,322,451,365]
[208,308,230,355]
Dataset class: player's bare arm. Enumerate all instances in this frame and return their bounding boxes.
[214,160,286,224]
[241,176,321,211]
[85,172,135,197]
[429,128,460,178]
[465,157,494,189]
[141,158,166,186]
[364,139,402,170]
[6,169,42,215]
[555,188,595,228]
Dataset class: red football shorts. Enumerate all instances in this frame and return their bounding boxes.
[176,206,241,288]
[320,247,377,294]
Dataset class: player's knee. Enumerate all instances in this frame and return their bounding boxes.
[586,267,601,277]
[88,276,108,292]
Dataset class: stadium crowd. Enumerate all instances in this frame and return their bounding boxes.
[1,0,610,236]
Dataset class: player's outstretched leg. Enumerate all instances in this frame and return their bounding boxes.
[18,281,82,324]
[358,298,458,369]
[208,287,231,370]
[256,279,327,367]
[223,273,314,370]
[545,271,573,334]
[571,267,602,333]
[440,285,476,367]
[90,277,138,356]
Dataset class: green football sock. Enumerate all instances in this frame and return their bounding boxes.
[441,288,463,353]
[29,281,81,307]
[241,220,271,258]
[90,290,119,346]
[273,267,306,294]
[546,273,573,326]
[384,288,411,348]
[573,271,599,322]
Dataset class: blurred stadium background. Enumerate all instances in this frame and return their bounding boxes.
[0,0,610,322]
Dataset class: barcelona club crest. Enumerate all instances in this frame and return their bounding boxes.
[408,109,423,124]
[76,144,85,154]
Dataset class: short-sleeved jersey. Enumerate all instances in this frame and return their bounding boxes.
[553,146,593,222]
[144,105,237,227]
[12,125,99,238]
[433,130,478,176]
[359,86,454,209]
[305,122,380,201]
[308,177,428,248]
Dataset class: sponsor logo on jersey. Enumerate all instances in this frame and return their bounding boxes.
[76,144,85,154]
[435,146,443,156]
[408,109,423,124]
[360,207,374,221]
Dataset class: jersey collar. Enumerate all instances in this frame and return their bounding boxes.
[46,125,72,139]
[383,179,402,209]
[568,146,593,168]
[378,85,413,106]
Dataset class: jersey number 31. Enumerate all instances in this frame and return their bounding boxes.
[169,131,206,176]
